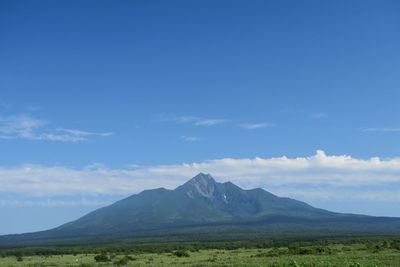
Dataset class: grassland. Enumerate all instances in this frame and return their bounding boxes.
[1,242,399,267]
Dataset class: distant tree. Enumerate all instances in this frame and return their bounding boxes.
[94,253,110,262]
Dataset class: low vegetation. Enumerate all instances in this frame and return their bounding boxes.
[0,237,399,266]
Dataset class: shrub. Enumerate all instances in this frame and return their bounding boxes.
[173,250,190,257]
[315,247,332,254]
[391,241,400,250]
[268,248,283,256]
[114,256,130,266]
[366,243,383,252]
[288,260,301,267]
[288,245,313,255]
[207,257,217,262]
[124,255,136,260]
[255,248,284,257]
[94,254,110,262]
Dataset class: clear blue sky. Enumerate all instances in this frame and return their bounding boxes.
[1,0,400,235]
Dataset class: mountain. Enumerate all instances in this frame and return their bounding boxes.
[1,173,400,245]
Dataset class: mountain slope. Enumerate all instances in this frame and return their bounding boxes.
[1,173,400,245]
[56,173,337,234]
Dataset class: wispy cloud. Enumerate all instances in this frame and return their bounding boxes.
[0,115,48,138]
[363,127,400,132]
[173,116,197,123]
[0,115,113,142]
[181,136,201,142]
[270,187,400,202]
[195,119,225,126]
[0,199,111,207]
[34,133,87,142]
[240,123,274,130]
[1,151,400,206]
[57,128,114,137]
[159,114,226,127]
[280,109,328,119]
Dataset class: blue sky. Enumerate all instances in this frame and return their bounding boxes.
[1,0,400,235]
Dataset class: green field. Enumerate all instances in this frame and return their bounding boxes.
[1,242,399,267]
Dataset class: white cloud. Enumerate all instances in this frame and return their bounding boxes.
[240,123,274,129]
[1,151,400,206]
[0,115,113,142]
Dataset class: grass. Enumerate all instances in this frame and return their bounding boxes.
[0,243,399,267]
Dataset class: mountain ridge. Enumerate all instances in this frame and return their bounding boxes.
[1,173,400,245]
